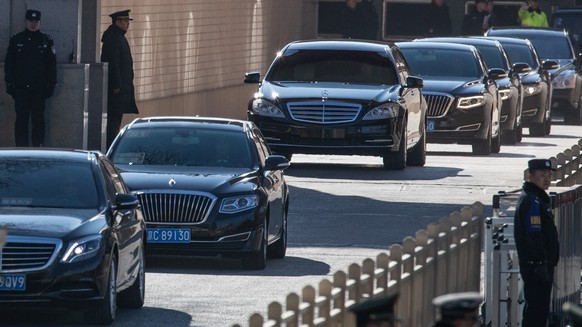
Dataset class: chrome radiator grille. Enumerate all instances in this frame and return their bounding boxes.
[287,101,361,124]
[424,94,454,117]
[1,238,60,272]
[136,192,215,224]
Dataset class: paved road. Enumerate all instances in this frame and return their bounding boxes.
[2,124,581,327]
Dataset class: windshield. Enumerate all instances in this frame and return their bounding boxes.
[473,45,508,70]
[110,128,254,168]
[498,43,538,69]
[0,160,99,209]
[266,49,399,85]
[553,15,582,49]
[522,35,573,60]
[400,48,481,78]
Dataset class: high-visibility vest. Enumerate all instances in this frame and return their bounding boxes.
[518,8,549,27]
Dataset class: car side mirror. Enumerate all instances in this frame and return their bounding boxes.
[114,193,140,210]
[405,76,423,89]
[511,62,532,75]
[264,155,290,171]
[541,60,559,71]
[244,72,261,84]
[487,68,508,80]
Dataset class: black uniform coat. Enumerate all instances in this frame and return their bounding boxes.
[426,2,452,36]
[4,29,57,94]
[514,181,559,267]
[100,24,139,115]
[461,9,488,36]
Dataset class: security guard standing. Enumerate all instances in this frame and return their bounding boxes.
[514,159,559,327]
[432,292,482,327]
[518,0,548,27]
[349,293,400,327]
[4,9,57,147]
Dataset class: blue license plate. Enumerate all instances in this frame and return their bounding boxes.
[147,228,191,243]
[0,274,26,291]
[427,119,435,132]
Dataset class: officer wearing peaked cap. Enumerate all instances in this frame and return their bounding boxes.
[514,158,559,327]
[350,293,400,327]
[432,292,482,327]
[4,9,57,147]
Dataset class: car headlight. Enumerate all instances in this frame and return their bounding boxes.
[524,84,542,96]
[61,235,102,263]
[251,98,285,118]
[552,71,577,89]
[363,103,400,120]
[220,195,258,214]
[499,89,511,101]
[457,95,485,109]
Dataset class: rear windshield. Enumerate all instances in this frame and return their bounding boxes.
[400,48,481,78]
[266,49,399,85]
[0,160,99,209]
[110,128,254,168]
[498,43,538,69]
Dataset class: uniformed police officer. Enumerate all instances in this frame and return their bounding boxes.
[432,292,482,327]
[4,9,57,147]
[514,158,559,327]
[349,293,400,327]
[100,9,139,150]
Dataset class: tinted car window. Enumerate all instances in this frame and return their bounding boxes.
[525,35,573,59]
[401,48,480,78]
[475,45,507,70]
[0,159,98,209]
[267,50,398,85]
[111,128,253,168]
[500,44,537,69]
[553,15,582,49]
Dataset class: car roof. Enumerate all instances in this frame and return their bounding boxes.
[397,41,477,52]
[487,26,567,37]
[125,116,253,133]
[284,39,395,52]
[480,36,533,46]
[415,36,501,47]
[0,148,101,163]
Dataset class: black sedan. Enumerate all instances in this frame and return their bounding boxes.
[0,149,145,325]
[486,27,582,124]
[107,116,290,270]
[414,36,530,144]
[244,39,427,170]
[397,41,506,155]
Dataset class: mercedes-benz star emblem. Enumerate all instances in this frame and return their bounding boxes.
[321,90,329,101]
[169,179,177,187]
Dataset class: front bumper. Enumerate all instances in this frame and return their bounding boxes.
[552,88,579,111]
[521,92,546,125]
[426,105,491,145]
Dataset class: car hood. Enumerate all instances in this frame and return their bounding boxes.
[420,78,483,94]
[0,208,102,238]
[117,165,258,194]
[260,81,399,102]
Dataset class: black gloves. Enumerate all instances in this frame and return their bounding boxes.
[6,82,15,97]
[533,265,550,283]
[45,83,56,98]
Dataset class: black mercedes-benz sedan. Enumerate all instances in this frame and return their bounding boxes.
[244,39,427,170]
[397,41,506,155]
[414,36,530,144]
[107,117,290,270]
[482,36,559,136]
[486,27,582,124]
[0,149,145,325]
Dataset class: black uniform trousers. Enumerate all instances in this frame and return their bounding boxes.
[13,89,46,147]
[521,264,554,327]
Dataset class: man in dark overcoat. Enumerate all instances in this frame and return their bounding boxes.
[4,9,57,147]
[101,9,139,149]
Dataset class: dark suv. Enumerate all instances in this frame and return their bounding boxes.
[244,39,426,170]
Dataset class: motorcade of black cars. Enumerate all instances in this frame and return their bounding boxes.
[486,27,582,124]
[244,39,427,170]
[107,116,290,270]
[414,36,530,145]
[397,41,506,155]
[0,149,145,325]
[481,35,558,136]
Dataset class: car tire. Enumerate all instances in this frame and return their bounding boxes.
[267,209,287,259]
[516,125,523,143]
[242,227,267,270]
[491,126,501,154]
[117,244,145,309]
[406,124,426,167]
[564,98,582,125]
[544,114,552,136]
[529,122,545,137]
[502,126,518,145]
[86,254,117,325]
[383,121,407,170]
[472,126,492,155]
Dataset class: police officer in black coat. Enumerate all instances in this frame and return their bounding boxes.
[101,9,139,149]
[432,292,482,327]
[4,10,57,147]
[461,0,488,35]
[514,159,559,327]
